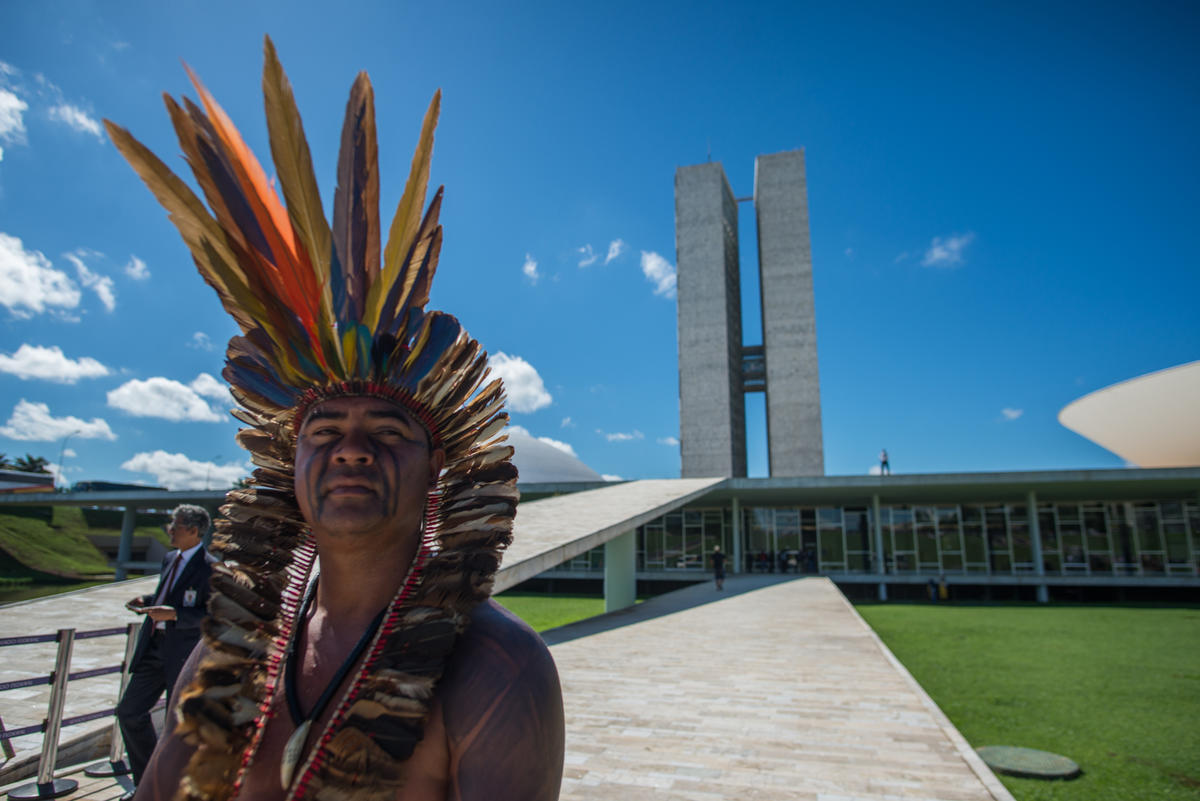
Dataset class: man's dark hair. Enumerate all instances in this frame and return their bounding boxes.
[172,504,211,534]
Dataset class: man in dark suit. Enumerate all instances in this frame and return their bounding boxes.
[115,504,216,798]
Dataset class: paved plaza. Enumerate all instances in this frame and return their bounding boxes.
[549,575,1013,801]
[1,573,1014,800]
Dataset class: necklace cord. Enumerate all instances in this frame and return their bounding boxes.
[283,580,389,727]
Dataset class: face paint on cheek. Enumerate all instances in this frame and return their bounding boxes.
[298,442,332,520]
[376,447,400,520]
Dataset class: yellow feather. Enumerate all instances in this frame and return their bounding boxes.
[367,90,440,331]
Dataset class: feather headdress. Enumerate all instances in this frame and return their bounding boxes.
[105,36,516,801]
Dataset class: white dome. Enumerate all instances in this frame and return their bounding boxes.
[1059,360,1200,468]
[505,426,603,483]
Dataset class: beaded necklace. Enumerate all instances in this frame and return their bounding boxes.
[278,578,387,789]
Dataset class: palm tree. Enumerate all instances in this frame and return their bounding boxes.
[0,453,12,469]
[13,454,51,474]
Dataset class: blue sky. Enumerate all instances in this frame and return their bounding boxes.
[0,0,1197,488]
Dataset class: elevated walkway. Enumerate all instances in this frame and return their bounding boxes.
[548,575,1014,800]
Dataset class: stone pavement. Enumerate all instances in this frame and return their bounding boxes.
[546,575,1015,801]
[2,575,1016,800]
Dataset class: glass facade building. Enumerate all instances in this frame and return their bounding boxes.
[531,469,1200,596]
[555,499,1200,578]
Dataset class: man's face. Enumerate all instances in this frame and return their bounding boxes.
[168,515,202,550]
[294,396,445,540]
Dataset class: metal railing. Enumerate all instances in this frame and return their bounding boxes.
[0,621,141,799]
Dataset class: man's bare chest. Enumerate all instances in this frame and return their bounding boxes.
[233,672,451,801]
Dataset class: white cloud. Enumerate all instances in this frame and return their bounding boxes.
[1001,407,1024,421]
[107,376,223,422]
[64,250,116,311]
[522,253,540,284]
[0,344,109,383]
[605,239,625,264]
[597,428,644,443]
[121,450,247,490]
[561,416,574,428]
[640,251,677,298]
[577,243,598,268]
[61,447,76,459]
[489,352,552,413]
[921,232,975,267]
[0,399,116,441]
[0,233,81,318]
[602,474,623,482]
[657,436,680,446]
[508,424,577,457]
[190,373,230,402]
[868,464,882,476]
[47,103,103,139]
[188,332,215,351]
[534,435,576,457]
[124,255,149,281]
[0,89,28,148]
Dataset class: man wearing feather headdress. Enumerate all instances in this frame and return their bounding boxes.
[105,37,564,801]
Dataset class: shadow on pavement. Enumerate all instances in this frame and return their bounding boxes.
[540,573,807,646]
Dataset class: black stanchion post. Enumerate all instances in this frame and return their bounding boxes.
[8,629,79,799]
[84,621,142,778]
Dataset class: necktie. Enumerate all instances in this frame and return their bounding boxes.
[155,552,184,606]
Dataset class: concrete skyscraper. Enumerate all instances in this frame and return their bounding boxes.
[675,150,823,478]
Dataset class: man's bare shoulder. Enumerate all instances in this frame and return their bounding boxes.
[444,600,554,685]
[438,599,564,801]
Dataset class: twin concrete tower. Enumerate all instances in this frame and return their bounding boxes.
[675,150,824,478]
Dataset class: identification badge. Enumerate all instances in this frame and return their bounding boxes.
[183,588,198,607]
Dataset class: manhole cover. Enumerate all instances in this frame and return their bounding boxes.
[976,745,1081,780]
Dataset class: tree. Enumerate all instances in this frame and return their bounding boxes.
[13,454,51,474]
[0,453,11,469]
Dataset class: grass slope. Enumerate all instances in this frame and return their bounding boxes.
[0,506,169,580]
[857,603,1200,801]
[493,593,607,632]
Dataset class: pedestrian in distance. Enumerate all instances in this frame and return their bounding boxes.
[711,545,727,590]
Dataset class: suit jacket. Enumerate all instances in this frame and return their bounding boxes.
[130,547,218,690]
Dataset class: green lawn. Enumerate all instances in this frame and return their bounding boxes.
[856,603,1200,801]
[493,592,608,632]
[0,505,170,580]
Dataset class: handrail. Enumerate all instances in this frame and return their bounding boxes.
[1,621,143,799]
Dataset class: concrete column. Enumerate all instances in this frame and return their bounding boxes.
[115,506,136,582]
[1027,491,1048,603]
[1124,502,1140,576]
[1189,493,1199,576]
[604,530,637,613]
[872,494,887,601]
[731,497,742,574]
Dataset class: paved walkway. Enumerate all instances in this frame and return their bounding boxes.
[1,576,1014,800]
[547,575,1014,801]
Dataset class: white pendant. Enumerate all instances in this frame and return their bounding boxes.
[280,719,312,789]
